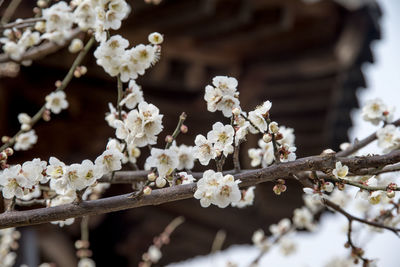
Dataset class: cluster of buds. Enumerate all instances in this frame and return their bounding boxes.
[0,148,13,169]
[147,172,167,188]
[73,65,88,78]
[75,239,92,258]
[273,179,287,195]
[386,183,397,198]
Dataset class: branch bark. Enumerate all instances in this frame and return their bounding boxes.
[0,150,399,229]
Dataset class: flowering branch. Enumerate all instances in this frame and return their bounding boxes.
[0,35,95,152]
[0,17,44,31]
[322,198,400,236]
[0,151,399,229]
[337,118,400,157]
[326,176,399,192]
[165,112,186,149]
[0,28,81,63]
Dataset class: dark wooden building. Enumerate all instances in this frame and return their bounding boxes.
[0,0,381,266]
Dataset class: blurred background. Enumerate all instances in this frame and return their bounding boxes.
[0,0,396,266]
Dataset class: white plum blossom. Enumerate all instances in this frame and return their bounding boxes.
[248,139,275,167]
[94,35,129,77]
[248,101,272,133]
[293,207,315,231]
[171,143,195,170]
[252,229,271,252]
[148,32,164,45]
[204,76,240,117]
[0,165,34,199]
[41,1,74,44]
[248,148,263,167]
[21,158,48,184]
[45,91,69,114]
[68,38,84,53]
[193,135,217,165]
[231,186,255,208]
[269,218,291,237]
[177,172,195,185]
[207,122,234,156]
[119,80,144,109]
[234,114,250,145]
[95,148,124,174]
[303,194,323,213]
[194,170,241,208]
[14,130,38,151]
[279,237,296,256]
[376,124,400,153]
[362,98,394,125]
[145,148,178,178]
[279,144,297,162]
[124,102,163,147]
[278,126,295,146]
[332,161,349,179]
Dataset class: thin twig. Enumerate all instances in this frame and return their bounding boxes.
[337,119,400,157]
[323,198,400,236]
[0,17,44,31]
[0,35,95,152]
[165,112,186,149]
[0,28,81,63]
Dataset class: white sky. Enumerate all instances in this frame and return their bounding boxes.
[169,0,400,266]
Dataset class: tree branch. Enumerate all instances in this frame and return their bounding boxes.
[0,151,399,229]
[337,119,400,157]
[0,28,81,63]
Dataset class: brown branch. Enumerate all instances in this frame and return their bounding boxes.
[0,151,399,229]
[0,17,44,31]
[323,198,400,236]
[337,119,400,157]
[0,28,81,63]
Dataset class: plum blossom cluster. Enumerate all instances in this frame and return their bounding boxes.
[248,125,296,167]
[204,76,240,117]
[194,170,241,208]
[93,34,162,82]
[0,228,20,267]
[193,122,235,165]
[1,0,131,62]
[144,146,195,188]
[0,146,123,225]
[112,98,164,148]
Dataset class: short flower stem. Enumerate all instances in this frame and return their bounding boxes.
[165,112,186,149]
[116,75,123,120]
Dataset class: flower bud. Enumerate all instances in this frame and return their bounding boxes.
[143,186,152,195]
[69,38,84,53]
[79,66,87,75]
[42,110,51,121]
[37,0,47,8]
[148,32,164,45]
[232,107,241,116]
[269,121,279,134]
[0,152,7,161]
[165,135,173,143]
[21,123,31,131]
[147,172,157,182]
[262,133,272,143]
[323,182,334,193]
[155,177,167,188]
[55,80,62,88]
[180,124,188,134]
[17,113,31,125]
[386,190,395,198]
[1,136,10,143]
[34,21,46,32]
[4,148,13,156]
